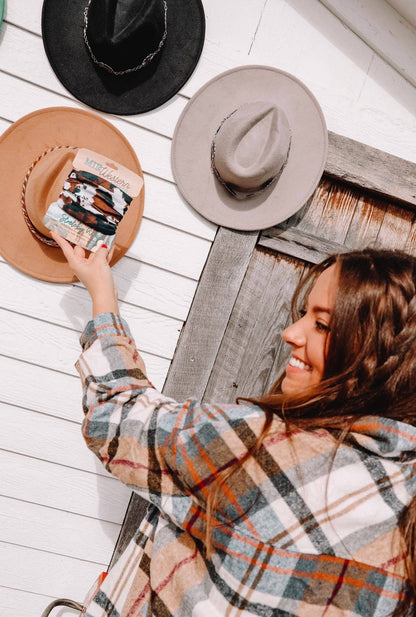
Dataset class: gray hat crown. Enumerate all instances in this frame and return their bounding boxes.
[212,101,291,199]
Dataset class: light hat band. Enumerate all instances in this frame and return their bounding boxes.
[83,0,168,76]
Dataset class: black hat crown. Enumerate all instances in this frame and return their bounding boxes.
[84,0,167,74]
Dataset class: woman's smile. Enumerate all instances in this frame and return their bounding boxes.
[281,264,338,395]
[287,356,312,372]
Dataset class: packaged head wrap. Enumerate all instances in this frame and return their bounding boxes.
[43,148,143,251]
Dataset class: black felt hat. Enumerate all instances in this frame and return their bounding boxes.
[41,0,205,115]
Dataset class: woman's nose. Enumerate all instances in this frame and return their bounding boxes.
[282,319,306,347]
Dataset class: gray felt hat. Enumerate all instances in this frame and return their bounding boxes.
[171,65,328,231]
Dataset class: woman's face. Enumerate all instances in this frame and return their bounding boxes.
[281,264,338,395]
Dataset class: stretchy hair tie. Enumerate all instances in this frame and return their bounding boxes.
[55,169,133,236]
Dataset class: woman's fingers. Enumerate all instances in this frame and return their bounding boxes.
[51,231,75,262]
[107,245,115,263]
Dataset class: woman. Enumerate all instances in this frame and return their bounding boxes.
[53,231,416,617]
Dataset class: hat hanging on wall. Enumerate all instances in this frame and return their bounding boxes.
[41,0,205,115]
[171,65,328,231]
[0,107,144,282]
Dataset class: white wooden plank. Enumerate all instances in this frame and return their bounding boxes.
[127,218,212,280]
[352,53,416,163]
[143,173,216,240]
[0,348,169,407]
[1,450,131,523]
[319,0,416,86]
[4,1,42,34]
[0,496,118,564]
[112,257,198,322]
[179,37,250,98]
[0,71,174,181]
[249,0,416,164]
[1,542,102,603]
[0,309,79,374]
[0,263,181,359]
[387,0,416,28]
[0,587,81,617]
[249,0,373,99]
[201,0,266,56]
[172,0,280,98]
[0,251,196,323]
[0,118,10,133]
[0,356,81,422]
[0,308,177,379]
[0,402,109,477]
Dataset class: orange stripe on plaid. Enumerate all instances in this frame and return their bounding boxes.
[352,420,416,445]
[209,541,405,601]
[177,420,261,540]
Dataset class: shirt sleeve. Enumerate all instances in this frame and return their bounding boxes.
[75,313,261,533]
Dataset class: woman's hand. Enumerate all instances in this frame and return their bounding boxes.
[51,232,119,317]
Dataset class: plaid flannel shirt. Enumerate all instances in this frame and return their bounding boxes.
[76,313,416,617]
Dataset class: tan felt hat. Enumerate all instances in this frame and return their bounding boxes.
[0,107,144,282]
[171,65,328,231]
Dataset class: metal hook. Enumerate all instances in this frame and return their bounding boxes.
[40,598,84,617]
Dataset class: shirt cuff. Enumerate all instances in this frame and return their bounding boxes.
[80,312,133,351]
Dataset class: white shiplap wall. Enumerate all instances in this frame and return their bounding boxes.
[1,0,415,615]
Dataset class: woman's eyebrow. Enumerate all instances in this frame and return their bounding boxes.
[311,306,331,315]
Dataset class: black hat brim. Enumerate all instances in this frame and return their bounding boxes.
[41,0,205,115]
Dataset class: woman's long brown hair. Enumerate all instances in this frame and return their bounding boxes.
[205,248,416,616]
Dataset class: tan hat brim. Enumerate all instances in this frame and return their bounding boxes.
[171,65,327,231]
[0,107,144,282]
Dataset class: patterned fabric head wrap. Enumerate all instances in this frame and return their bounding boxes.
[56,169,132,235]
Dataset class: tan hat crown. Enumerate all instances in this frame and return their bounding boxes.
[212,101,291,199]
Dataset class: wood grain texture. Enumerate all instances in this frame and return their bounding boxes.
[326,132,416,206]
[1,542,103,602]
[1,450,131,523]
[0,496,118,564]
[108,493,149,568]
[386,0,416,28]
[0,309,169,387]
[162,227,259,402]
[203,250,305,403]
[319,0,416,86]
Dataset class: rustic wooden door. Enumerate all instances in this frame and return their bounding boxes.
[111,131,416,564]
